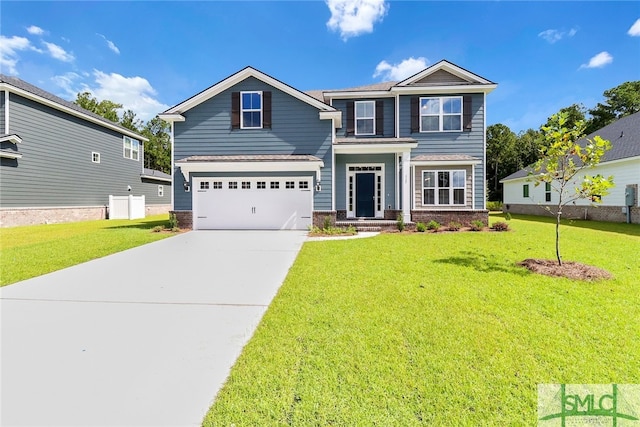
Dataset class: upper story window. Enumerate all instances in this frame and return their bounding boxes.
[123,136,139,161]
[241,91,262,129]
[420,96,462,132]
[355,101,375,135]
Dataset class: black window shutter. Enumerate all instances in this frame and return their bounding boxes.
[410,97,419,133]
[463,95,472,132]
[231,92,240,129]
[263,91,272,129]
[346,101,355,136]
[375,100,384,136]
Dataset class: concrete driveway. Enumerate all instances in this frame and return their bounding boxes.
[0,230,306,427]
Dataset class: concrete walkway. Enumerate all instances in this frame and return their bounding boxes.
[0,231,306,427]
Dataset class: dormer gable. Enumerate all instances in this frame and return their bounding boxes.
[397,60,495,88]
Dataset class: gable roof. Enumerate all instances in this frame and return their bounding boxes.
[501,111,640,182]
[0,74,146,141]
[161,66,338,116]
[396,59,495,87]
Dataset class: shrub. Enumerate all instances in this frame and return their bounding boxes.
[487,201,503,211]
[505,212,512,221]
[447,221,462,231]
[415,222,426,232]
[152,225,164,233]
[323,215,332,231]
[469,220,484,231]
[491,221,510,231]
[168,213,178,229]
[397,213,405,232]
[426,220,441,231]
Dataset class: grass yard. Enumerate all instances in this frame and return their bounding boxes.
[0,215,174,286]
[204,214,640,425]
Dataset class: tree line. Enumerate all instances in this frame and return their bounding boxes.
[74,92,171,174]
[486,81,640,201]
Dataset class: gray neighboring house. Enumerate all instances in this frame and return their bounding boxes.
[501,111,640,224]
[159,61,496,230]
[0,74,171,227]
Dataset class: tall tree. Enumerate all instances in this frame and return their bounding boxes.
[141,116,171,174]
[586,81,640,134]
[531,112,614,265]
[515,128,543,170]
[74,92,122,123]
[120,109,143,132]
[486,124,517,201]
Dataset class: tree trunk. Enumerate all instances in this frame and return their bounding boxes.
[555,210,562,266]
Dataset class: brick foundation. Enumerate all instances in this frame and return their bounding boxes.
[0,206,107,228]
[503,204,640,224]
[170,210,193,229]
[410,210,489,226]
[313,211,337,228]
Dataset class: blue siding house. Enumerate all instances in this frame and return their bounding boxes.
[160,61,496,230]
[0,75,171,227]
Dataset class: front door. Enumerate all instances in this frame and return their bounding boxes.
[356,173,375,217]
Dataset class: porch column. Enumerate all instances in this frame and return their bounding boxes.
[402,152,411,222]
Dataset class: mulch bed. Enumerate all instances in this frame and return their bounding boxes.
[518,258,613,281]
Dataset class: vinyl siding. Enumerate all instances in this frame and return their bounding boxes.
[0,93,165,208]
[334,153,396,210]
[332,97,395,138]
[400,93,485,209]
[0,91,5,133]
[173,77,333,211]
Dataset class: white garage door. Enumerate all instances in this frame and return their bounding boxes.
[193,177,313,230]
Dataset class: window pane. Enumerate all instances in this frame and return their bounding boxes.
[420,98,439,114]
[439,189,450,204]
[443,115,461,131]
[423,171,435,188]
[453,189,465,204]
[438,171,450,188]
[423,189,435,204]
[356,118,374,134]
[452,171,465,187]
[443,97,461,114]
[243,111,261,128]
[421,116,439,131]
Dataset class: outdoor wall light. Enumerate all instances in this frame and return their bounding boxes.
[183,182,190,192]
[127,185,132,192]
[315,182,322,192]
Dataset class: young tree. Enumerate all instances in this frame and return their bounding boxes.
[531,112,614,266]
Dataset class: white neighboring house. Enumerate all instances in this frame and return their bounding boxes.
[501,112,640,224]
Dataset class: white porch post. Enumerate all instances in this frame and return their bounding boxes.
[402,152,411,222]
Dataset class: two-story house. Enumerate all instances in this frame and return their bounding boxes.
[159,60,496,230]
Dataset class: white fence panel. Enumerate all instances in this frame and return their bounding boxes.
[109,195,146,220]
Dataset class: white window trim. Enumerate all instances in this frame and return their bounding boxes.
[419,96,463,133]
[421,169,466,206]
[345,163,385,218]
[354,100,375,136]
[240,91,263,129]
[92,152,100,163]
[123,136,140,161]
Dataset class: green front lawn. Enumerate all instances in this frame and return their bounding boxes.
[0,215,174,286]
[204,214,640,425]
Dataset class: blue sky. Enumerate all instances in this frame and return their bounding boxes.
[2,1,639,132]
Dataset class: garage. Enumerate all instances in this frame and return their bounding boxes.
[193,177,312,230]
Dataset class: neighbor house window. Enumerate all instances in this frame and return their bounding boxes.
[422,170,466,205]
[545,182,551,202]
[523,184,530,198]
[92,152,100,163]
[420,97,462,132]
[241,91,262,129]
[158,185,164,197]
[123,136,139,160]
[355,101,375,135]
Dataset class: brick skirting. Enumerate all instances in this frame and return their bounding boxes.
[170,210,193,229]
[410,210,489,226]
[0,206,107,227]
[313,211,337,228]
[503,204,640,224]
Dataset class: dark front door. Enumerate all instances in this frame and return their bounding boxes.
[356,173,375,217]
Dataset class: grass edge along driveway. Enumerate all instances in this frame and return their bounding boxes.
[204,214,640,425]
[1,214,174,287]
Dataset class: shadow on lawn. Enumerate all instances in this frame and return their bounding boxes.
[434,250,530,276]
[104,219,169,230]
[491,213,640,237]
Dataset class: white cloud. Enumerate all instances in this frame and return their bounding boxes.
[97,34,120,55]
[0,35,35,75]
[51,72,84,98]
[26,25,45,35]
[628,18,640,36]
[538,27,578,43]
[580,51,613,69]
[373,56,428,81]
[43,41,74,62]
[326,0,388,40]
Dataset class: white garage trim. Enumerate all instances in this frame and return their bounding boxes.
[176,159,324,181]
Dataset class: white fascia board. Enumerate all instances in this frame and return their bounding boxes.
[499,174,537,184]
[413,159,482,166]
[157,113,185,123]
[319,110,342,128]
[397,60,494,86]
[321,91,394,99]
[392,84,497,95]
[175,160,325,181]
[164,67,337,114]
[0,151,22,159]
[334,143,417,155]
[0,83,149,142]
[0,134,22,144]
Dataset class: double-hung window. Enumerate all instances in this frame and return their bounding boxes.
[355,101,375,135]
[123,136,139,161]
[422,170,466,205]
[241,91,262,128]
[420,96,462,132]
